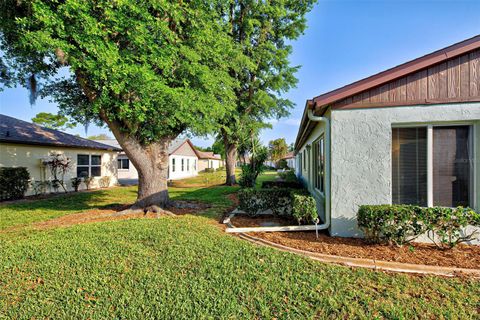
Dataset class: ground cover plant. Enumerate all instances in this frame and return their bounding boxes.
[0,173,479,319]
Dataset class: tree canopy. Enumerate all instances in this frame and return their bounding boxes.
[31,112,75,130]
[0,0,243,143]
[268,138,288,161]
[216,0,317,183]
[87,134,112,141]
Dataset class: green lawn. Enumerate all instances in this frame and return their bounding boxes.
[0,174,479,319]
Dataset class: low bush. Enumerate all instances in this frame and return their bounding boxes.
[99,176,111,188]
[0,167,30,201]
[83,176,94,190]
[70,177,82,192]
[32,181,51,195]
[292,193,318,225]
[358,205,480,248]
[278,170,297,183]
[261,180,303,189]
[238,188,317,225]
[204,168,215,173]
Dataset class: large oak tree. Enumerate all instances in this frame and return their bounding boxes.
[1,0,244,209]
[218,0,316,185]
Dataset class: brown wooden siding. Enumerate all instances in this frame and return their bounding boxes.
[331,49,480,110]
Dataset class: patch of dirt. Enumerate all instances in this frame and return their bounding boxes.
[5,201,211,231]
[246,230,480,269]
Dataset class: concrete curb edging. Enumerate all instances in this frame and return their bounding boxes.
[225,218,480,278]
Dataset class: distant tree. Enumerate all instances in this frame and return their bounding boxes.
[268,138,288,162]
[195,146,213,152]
[1,0,243,210]
[216,0,317,185]
[211,139,225,158]
[32,112,75,131]
[87,134,112,140]
[288,142,295,152]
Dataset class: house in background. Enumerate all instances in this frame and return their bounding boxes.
[194,149,224,171]
[97,138,200,184]
[0,114,120,195]
[282,152,296,170]
[294,35,480,239]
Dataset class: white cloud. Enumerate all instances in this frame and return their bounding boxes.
[282,118,301,126]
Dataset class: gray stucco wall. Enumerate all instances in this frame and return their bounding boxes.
[329,102,480,237]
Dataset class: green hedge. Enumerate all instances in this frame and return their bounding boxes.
[238,188,317,225]
[358,205,480,248]
[0,167,30,201]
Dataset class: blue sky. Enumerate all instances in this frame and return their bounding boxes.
[1,0,479,147]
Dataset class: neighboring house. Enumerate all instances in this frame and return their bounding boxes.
[0,114,120,195]
[194,150,224,171]
[96,138,200,183]
[294,35,480,238]
[282,152,296,170]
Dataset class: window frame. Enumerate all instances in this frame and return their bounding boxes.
[117,158,130,170]
[181,158,184,171]
[172,158,176,172]
[312,136,325,194]
[392,122,476,209]
[77,154,102,178]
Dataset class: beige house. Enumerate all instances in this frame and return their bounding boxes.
[0,114,120,195]
[194,150,224,171]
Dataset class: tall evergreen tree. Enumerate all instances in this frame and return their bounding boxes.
[218,0,316,185]
[1,0,244,210]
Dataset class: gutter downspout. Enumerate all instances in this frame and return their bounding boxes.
[307,109,331,232]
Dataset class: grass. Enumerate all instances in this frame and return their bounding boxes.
[0,172,479,319]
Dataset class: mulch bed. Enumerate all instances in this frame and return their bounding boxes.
[230,216,480,269]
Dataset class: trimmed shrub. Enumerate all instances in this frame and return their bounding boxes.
[261,180,303,189]
[358,205,425,245]
[278,170,297,183]
[99,176,111,188]
[358,205,480,247]
[238,188,317,225]
[204,168,215,173]
[0,167,30,201]
[71,177,82,192]
[292,193,318,225]
[238,188,293,217]
[423,206,480,249]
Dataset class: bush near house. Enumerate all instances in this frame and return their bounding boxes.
[0,167,30,201]
[358,205,480,248]
[238,188,317,224]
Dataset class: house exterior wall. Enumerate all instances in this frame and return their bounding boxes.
[296,103,480,242]
[0,143,118,195]
[169,155,198,180]
[198,158,223,172]
[117,153,138,180]
[329,102,480,238]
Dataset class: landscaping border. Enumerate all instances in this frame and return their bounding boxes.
[224,214,480,278]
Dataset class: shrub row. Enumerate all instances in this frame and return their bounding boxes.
[358,205,480,248]
[0,167,30,201]
[238,188,318,225]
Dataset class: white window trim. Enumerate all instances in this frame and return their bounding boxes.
[312,135,325,197]
[117,158,130,171]
[392,122,476,209]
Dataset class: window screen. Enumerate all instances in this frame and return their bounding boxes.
[392,127,428,206]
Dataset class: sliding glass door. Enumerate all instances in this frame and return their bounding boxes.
[392,125,474,208]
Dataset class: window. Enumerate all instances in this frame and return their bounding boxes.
[433,126,473,207]
[392,125,473,208]
[299,153,303,174]
[117,158,130,170]
[77,154,101,177]
[172,158,176,172]
[313,137,325,193]
[194,160,197,171]
[303,150,306,170]
[181,158,184,171]
[187,159,190,172]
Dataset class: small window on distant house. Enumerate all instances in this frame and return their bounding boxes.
[172,158,176,172]
[194,160,197,170]
[77,154,101,177]
[181,159,184,171]
[187,159,190,171]
[117,158,130,170]
[303,150,306,170]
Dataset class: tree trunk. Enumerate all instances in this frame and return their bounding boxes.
[103,116,171,209]
[223,132,237,186]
